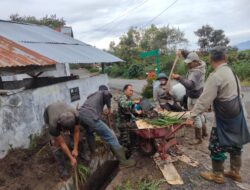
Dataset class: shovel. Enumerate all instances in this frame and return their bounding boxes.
[166,56,179,92]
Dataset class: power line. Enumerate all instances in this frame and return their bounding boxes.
[141,0,178,28]
[103,0,178,36]
[94,0,149,32]
[85,0,177,40]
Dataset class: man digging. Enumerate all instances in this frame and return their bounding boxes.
[79,85,136,168]
[44,102,80,180]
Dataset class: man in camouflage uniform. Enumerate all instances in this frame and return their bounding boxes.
[117,84,141,152]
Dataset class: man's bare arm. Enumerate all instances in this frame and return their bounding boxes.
[54,135,77,167]
[72,125,80,157]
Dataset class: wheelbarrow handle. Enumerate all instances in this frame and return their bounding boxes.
[165,122,187,139]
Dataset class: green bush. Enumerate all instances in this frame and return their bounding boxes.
[232,61,250,81]
[109,64,127,78]
[128,64,144,78]
[141,79,153,99]
[69,64,81,70]
[104,66,112,75]
[175,62,187,76]
[89,67,99,73]
[238,52,247,60]
[144,64,156,73]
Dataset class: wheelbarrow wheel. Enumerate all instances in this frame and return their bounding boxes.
[138,138,156,156]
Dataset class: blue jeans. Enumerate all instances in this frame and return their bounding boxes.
[80,114,122,150]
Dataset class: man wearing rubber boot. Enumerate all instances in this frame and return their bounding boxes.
[189,46,250,184]
[172,50,208,145]
[117,84,141,153]
[44,102,80,180]
[154,73,183,112]
[79,85,135,168]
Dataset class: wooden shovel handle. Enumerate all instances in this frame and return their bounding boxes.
[166,56,179,92]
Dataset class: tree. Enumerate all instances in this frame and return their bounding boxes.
[109,25,188,63]
[140,25,188,53]
[210,29,229,47]
[9,13,66,29]
[194,25,229,51]
[109,27,141,63]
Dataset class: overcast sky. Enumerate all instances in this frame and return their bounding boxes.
[1,0,250,50]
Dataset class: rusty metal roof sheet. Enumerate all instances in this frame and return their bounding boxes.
[0,35,57,67]
[0,20,123,64]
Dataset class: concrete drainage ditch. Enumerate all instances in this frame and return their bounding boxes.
[55,160,119,190]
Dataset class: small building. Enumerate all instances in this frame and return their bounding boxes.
[0,20,123,158]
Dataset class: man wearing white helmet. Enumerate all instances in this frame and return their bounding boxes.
[154,73,183,111]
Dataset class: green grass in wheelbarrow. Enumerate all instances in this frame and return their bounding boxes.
[144,116,183,127]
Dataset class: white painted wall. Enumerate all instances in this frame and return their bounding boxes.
[1,63,70,81]
[0,74,108,158]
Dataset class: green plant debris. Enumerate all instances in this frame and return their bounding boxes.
[144,116,183,126]
[76,164,90,184]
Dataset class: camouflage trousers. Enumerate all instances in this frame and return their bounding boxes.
[116,117,137,151]
[209,127,242,161]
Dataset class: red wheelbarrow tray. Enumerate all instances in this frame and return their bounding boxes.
[134,119,186,139]
[133,119,187,159]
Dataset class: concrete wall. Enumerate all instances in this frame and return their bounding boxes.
[2,63,70,81]
[0,74,108,158]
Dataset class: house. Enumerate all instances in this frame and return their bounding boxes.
[0,20,123,158]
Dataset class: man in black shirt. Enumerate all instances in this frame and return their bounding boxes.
[44,102,80,179]
[79,85,135,168]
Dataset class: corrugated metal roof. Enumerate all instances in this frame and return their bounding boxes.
[0,35,56,68]
[0,20,123,64]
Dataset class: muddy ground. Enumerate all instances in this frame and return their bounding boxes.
[107,89,250,190]
[0,87,249,190]
[0,133,61,190]
[107,125,246,190]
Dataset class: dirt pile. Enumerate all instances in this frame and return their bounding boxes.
[0,135,60,190]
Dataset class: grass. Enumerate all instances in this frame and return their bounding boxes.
[29,134,39,149]
[138,179,165,190]
[115,180,133,190]
[241,80,250,87]
[76,164,90,184]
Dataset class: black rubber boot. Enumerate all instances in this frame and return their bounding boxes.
[54,150,69,180]
[189,128,202,145]
[111,147,136,168]
[202,124,208,138]
[87,135,96,154]
[78,140,91,163]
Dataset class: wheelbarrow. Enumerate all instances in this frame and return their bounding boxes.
[132,122,187,160]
